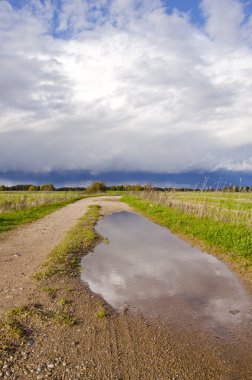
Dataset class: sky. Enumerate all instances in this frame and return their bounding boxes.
[0,0,252,187]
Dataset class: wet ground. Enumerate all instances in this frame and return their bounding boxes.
[81,211,252,333]
[81,211,252,378]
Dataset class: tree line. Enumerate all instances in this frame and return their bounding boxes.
[0,181,251,192]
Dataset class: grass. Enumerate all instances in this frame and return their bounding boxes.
[41,287,59,299]
[6,318,29,338]
[95,307,108,319]
[4,302,77,340]
[0,191,83,212]
[0,204,103,355]
[135,191,252,225]
[0,192,85,233]
[34,204,101,279]
[122,194,252,275]
[53,311,77,326]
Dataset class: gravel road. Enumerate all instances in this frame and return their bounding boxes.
[0,196,251,380]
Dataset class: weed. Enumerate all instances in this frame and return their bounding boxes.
[58,298,72,306]
[54,311,77,326]
[95,307,108,319]
[6,318,29,338]
[42,287,59,299]
[7,306,28,318]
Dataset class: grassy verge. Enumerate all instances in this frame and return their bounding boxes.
[34,204,102,280]
[122,195,252,276]
[0,198,84,234]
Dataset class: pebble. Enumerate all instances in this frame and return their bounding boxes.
[47,364,54,369]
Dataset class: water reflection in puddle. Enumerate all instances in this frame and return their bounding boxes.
[81,212,252,330]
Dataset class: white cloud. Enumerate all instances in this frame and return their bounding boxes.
[201,0,245,45]
[0,0,252,174]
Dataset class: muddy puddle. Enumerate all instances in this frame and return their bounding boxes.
[81,211,252,333]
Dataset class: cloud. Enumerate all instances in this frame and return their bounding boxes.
[201,0,245,45]
[0,0,252,177]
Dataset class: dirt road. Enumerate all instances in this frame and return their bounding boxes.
[0,196,131,315]
[0,196,251,379]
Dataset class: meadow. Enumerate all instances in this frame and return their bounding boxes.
[0,191,84,233]
[122,190,252,276]
[137,190,252,225]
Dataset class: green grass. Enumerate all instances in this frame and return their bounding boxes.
[34,205,101,280]
[0,191,84,211]
[137,191,252,225]
[122,195,252,274]
[53,311,77,326]
[170,192,252,212]
[95,307,108,319]
[6,318,29,338]
[0,196,83,233]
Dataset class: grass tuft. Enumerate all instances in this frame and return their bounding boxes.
[95,307,108,319]
[34,205,101,280]
[54,311,77,326]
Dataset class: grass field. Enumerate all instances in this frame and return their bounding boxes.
[136,190,252,225]
[0,191,84,233]
[122,191,252,277]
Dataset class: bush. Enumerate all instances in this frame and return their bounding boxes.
[86,181,106,193]
[40,184,55,191]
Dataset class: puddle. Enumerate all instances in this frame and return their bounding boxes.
[81,211,252,331]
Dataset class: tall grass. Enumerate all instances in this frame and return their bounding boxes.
[135,190,252,226]
[122,193,252,276]
[0,191,83,213]
[0,192,84,233]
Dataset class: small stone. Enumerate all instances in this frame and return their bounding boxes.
[62,362,67,367]
[229,309,240,314]
[47,364,54,369]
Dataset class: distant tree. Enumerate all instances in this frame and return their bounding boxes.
[28,185,36,191]
[144,183,154,192]
[86,181,106,193]
[40,184,55,191]
[9,184,33,191]
[0,185,6,191]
